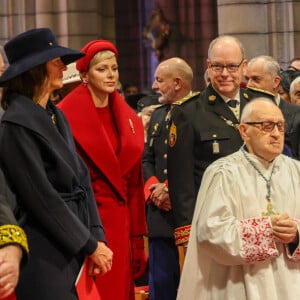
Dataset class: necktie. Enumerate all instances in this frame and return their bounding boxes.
[227,99,238,108]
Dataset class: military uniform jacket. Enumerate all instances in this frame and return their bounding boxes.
[143,104,175,238]
[0,94,105,298]
[168,85,252,244]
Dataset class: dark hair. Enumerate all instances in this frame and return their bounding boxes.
[289,57,300,65]
[1,63,48,110]
[280,69,300,93]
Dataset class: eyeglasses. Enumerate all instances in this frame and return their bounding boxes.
[210,59,244,73]
[245,121,286,133]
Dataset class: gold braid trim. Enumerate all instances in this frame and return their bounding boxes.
[173,91,201,105]
[174,225,191,245]
[0,225,29,253]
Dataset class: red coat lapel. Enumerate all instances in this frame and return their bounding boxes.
[58,85,144,199]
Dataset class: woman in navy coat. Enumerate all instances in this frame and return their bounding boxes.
[0,28,112,300]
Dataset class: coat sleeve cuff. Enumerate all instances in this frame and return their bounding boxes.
[82,235,98,256]
[0,224,29,253]
[174,225,191,245]
[240,217,279,263]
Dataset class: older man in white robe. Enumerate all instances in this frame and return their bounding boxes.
[177,97,300,300]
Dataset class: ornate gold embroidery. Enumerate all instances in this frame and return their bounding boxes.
[169,122,177,147]
[173,91,201,106]
[0,225,29,253]
[174,225,191,245]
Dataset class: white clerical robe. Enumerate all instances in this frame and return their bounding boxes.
[177,149,300,300]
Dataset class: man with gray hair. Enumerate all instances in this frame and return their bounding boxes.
[290,76,300,105]
[246,55,300,159]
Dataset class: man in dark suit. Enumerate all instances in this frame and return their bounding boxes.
[167,35,271,248]
[246,55,300,159]
[143,57,200,300]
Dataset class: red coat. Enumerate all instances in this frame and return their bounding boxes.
[59,84,147,300]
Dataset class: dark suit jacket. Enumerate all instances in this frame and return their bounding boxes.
[0,93,105,299]
[167,85,252,244]
[279,99,300,160]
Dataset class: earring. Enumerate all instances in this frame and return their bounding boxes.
[83,79,88,85]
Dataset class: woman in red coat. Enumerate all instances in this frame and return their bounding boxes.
[59,40,147,300]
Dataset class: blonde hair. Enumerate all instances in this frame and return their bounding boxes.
[89,50,116,68]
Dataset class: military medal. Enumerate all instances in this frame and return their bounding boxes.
[51,113,57,125]
[212,140,220,154]
[241,146,279,216]
[153,123,159,133]
[149,138,154,147]
[169,122,177,147]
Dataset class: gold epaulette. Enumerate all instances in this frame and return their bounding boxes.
[0,224,29,253]
[244,86,275,99]
[174,224,191,245]
[173,91,200,106]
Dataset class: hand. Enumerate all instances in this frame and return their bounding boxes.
[271,213,298,244]
[154,196,172,211]
[89,241,113,276]
[150,183,172,211]
[131,236,147,279]
[0,245,22,299]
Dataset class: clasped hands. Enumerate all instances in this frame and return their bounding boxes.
[0,245,22,299]
[149,183,172,211]
[88,241,113,276]
[271,213,299,244]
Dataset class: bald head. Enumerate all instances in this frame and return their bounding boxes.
[241,97,282,122]
[208,35,245,60]
[239,97,284,162]
[158,57,193,82]
[152,57,193,104]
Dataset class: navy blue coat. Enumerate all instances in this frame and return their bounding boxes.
[0,94,105,300]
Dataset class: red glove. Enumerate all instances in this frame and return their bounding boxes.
[131,236,147,279]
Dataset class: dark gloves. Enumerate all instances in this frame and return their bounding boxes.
[131,236,147,279]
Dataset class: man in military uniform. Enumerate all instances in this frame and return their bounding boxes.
[246,55,300,159]
[167,35,272,247]
[142,57,200,300]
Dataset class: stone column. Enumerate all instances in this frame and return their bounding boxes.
[217,0,300,68]
[0,0,116,50]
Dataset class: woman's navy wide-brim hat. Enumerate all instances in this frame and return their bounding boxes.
[0,27,85,85]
